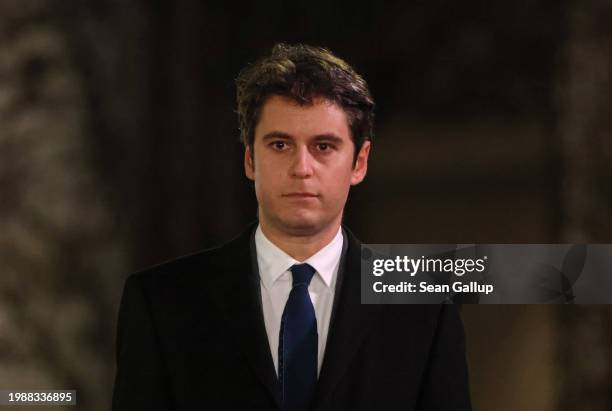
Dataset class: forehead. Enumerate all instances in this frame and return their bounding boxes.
[255,95,351,141]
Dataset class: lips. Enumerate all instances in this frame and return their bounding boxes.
[283,192,319,198]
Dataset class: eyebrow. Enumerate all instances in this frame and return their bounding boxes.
[261,131,345,144]
[261,131,292,141]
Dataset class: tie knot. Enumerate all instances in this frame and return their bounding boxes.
[290,263,316,287]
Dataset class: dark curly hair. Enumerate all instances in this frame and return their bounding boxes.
[235,43,375,161]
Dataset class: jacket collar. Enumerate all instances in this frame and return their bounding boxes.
[203,222,281,407]
[311,225,382,408]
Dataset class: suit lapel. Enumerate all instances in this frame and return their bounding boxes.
[206,224,282,409]
[312,227,382,408]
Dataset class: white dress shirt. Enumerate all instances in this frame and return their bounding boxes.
[255,224,343,376]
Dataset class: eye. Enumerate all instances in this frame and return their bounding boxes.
[317,143,332,151]
[271,141,288,151]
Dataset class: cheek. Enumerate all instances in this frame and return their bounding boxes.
[253,164,282,199]
[323,166,353,199]
[329,160,355,183]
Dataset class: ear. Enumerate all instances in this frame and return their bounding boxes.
[244,145,255,181]
[350,140,371,186]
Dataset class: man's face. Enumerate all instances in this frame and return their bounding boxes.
[245,95,370,236]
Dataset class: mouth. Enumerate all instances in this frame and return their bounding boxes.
[283,192,319,198]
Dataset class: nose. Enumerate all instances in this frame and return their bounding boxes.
[289,146,314,178]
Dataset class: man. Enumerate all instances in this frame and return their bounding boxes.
[113,44,471,410]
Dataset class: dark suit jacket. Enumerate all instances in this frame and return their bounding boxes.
[112,223,471,410]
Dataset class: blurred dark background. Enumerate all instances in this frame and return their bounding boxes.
[1,0,611,410]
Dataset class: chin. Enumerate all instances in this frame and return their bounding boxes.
[276,212,323,236]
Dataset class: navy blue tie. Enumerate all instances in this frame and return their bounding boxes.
[278,263,318,411]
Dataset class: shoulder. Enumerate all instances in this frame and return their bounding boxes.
[124,222,256,292]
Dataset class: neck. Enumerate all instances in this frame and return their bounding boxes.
[259,214,342,262]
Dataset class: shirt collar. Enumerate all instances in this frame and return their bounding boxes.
[255,224,343,290]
